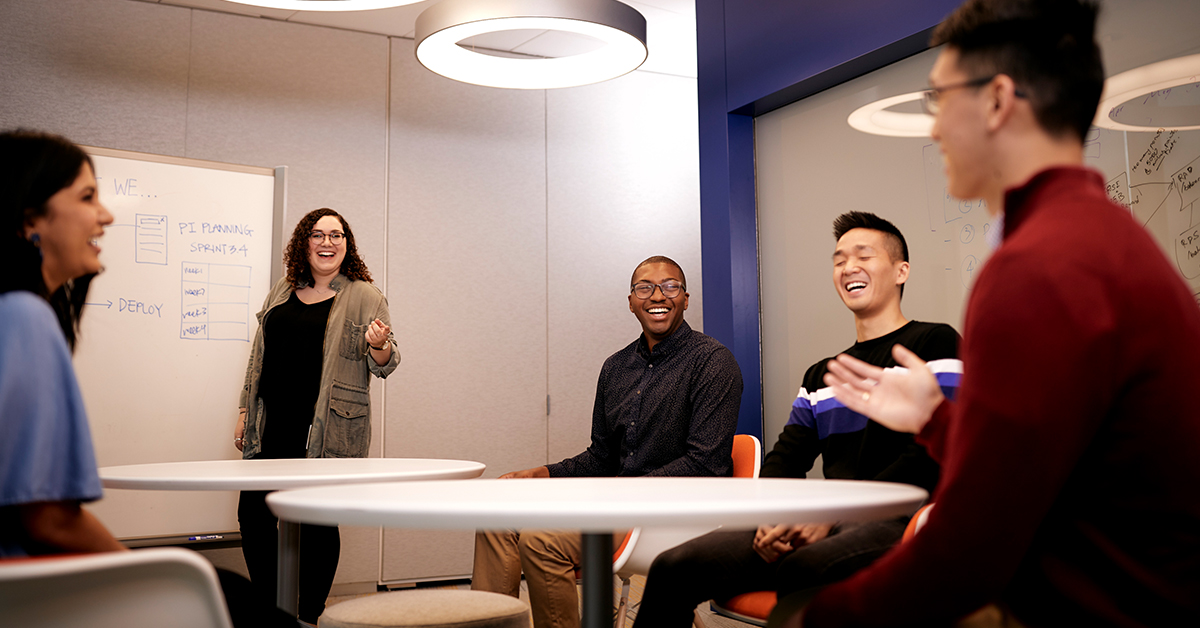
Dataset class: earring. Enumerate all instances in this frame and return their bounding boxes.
[28,233,42,259]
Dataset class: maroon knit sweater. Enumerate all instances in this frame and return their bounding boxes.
[798,167,1200,627]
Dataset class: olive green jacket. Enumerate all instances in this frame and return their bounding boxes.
[239,274,399,458]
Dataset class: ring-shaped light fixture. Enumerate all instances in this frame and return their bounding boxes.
[415,0,648,90]
[1094,53,1200,132]
[224,0,426,10]
[847,92,934,137]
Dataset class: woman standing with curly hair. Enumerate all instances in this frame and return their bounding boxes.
[234,207,400,624]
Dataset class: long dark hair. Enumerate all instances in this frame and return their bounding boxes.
[283,208,373,288]
[0,130,96,351]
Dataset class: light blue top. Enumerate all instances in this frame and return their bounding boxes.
[0,291,103,557]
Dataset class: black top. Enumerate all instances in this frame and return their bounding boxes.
[257,292,332,459]
[761,320,960,493]
[546,321,744,478]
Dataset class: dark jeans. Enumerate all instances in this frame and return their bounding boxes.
[216,568,304,628]
[238,490,341,624]
[632,517,908,628]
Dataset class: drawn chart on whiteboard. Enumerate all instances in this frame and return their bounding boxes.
[1101,128,1200,306]
[76,149,277,539]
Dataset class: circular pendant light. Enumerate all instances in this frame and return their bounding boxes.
[415,0,648,90]
[1094,53,1200,132]
[224,0,426,11]
[847,92,933,137]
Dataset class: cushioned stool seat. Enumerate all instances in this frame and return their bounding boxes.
[319,589,530,628]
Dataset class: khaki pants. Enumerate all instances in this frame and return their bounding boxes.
[473,529,583,628]
[473,530,630,628]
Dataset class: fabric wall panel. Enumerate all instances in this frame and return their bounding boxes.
[382,38,548,583]
[0,0,190,155]
[545,71,703,464]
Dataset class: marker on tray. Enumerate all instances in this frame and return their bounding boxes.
[189,534,224,541]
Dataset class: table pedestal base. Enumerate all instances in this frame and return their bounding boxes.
[581,532,613,628]
[278,520,301,616]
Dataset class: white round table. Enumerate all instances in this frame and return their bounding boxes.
[99,458,486,616]
[267,477,927,628]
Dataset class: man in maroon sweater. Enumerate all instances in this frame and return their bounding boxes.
[782,1,1200,627]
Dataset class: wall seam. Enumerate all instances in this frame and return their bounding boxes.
[184,9,194,156]
[544,88,551,465]
[378,34,393,583]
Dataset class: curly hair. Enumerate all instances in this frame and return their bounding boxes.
[283,208,372,288]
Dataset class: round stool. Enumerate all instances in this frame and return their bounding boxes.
[318,589,530,628]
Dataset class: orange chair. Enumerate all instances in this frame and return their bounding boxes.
[902,503,934,541]
[704,501,934,626]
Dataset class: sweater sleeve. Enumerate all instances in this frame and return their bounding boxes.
[799,251,1119,627]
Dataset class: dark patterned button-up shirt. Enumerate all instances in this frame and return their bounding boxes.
[546,321,743,478]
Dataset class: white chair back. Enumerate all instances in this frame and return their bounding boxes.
[0,547,233,628]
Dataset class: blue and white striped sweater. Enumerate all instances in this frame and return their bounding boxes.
[787,358,963,440]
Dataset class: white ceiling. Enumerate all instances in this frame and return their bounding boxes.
[142,0,698,78]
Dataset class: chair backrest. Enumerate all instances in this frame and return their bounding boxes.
[731,434,762,478]
[0,547,233,628]
[613,434,765,577]
[902,503,934,542]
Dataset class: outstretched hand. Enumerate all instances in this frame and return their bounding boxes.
[822,344,943,434]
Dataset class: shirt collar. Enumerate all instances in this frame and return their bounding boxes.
[636,320,693,361]
[298,273,349,292]
[1003,166,1106,240]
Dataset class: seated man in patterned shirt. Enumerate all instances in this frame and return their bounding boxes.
[633,212,962,627]
[472,255,744,628]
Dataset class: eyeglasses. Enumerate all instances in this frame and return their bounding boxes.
[921,75,1028,115]
[310,231,345,244]
[921,76,996,115]
[631,281,685,299]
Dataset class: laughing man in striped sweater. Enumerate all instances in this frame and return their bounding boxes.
[633,211,962,628]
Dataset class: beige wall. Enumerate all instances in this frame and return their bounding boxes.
[0,0,702,587]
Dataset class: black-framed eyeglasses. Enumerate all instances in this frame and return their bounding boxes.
[310,231,345,244]
[631,281,685,299]
[921,75,1025,115]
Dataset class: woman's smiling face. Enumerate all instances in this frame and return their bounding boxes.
[25,161,113,292]
[307,214,347,278]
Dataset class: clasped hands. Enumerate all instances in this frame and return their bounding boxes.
[753,522,834,562]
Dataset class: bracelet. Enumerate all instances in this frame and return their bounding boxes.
[369,342,387,351]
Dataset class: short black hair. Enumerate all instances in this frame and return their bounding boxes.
[833,211,908,263]
[833,212,908,298]
[631,255,686,288]
[931,0,1103,142]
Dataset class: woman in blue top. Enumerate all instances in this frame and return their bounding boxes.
[0,129,291,627]
[0,130,118,555]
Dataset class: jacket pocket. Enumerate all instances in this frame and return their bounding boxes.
[324,381,370,458]
[339,319,368,360]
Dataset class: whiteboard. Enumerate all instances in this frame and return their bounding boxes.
[74,146,284,539]
[755,0,1200,451]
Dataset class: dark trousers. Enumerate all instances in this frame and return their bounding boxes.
[632,517,908,628]
[238,490,341,624]
[216,568,304,628]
